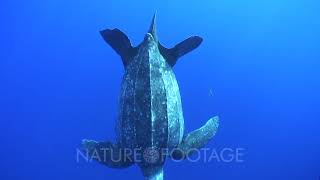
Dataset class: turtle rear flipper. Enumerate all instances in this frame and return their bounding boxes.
[171,116,219,160]
[82,139,134,169]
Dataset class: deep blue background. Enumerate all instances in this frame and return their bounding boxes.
[1,0,319,179]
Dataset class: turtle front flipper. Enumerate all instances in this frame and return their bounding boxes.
[171,116,219,160]
[82,139,134,169]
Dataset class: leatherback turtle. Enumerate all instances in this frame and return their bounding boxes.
[82,14,219,180]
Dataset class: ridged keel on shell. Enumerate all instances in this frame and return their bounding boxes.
[82,14,219,180]
[117,40,184,167]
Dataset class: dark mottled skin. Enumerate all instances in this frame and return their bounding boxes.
[82,14,219,180]
[117,33,184,168]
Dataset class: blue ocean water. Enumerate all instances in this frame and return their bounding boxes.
[1,0,319,179]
